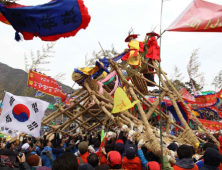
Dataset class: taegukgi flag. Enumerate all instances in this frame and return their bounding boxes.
[0,92,49,137]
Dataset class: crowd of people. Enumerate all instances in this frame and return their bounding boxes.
[0,124,222,170]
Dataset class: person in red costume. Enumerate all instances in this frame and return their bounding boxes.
[145,32,160,62]
[121,34,144,68]
[144,32,160,86]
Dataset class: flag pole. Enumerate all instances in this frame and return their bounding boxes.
[0,90,6,109]
[215,85,221,134]
[159,0,164,167]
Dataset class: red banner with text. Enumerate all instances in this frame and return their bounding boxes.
[167,0,222,32]
[27,70,67,101]
[198,118,222,131]
[195,93,217,108]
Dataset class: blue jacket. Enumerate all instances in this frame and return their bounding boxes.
[196,160,204,169]
[40,146,56,168]
[137,149,148,169]
[200,164,219,170]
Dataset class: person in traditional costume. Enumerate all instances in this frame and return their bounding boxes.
[143,32,160,86]
[121,30,144,68]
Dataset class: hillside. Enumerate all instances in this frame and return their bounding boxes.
[0,62,73,104]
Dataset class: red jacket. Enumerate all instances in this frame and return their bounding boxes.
[77,151,89,164]
[122,156,142,170]
[145,37,160,61]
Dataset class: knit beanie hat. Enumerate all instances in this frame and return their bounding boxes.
[146,161,160,170]
[167,142,178,151]
[126,145,136,159]
[78,141,88,154]
[204,148,222,167]
[27,155,40,166]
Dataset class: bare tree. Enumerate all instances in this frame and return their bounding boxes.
[187,49,205,87]
[54,73,66,82]
[24,42,55,72]
[86,45,118,67]
[171,65,184,82]
[169,66,185,91]
[212,70,222,90]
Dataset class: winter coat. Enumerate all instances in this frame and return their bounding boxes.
[40,147,55,168]
[77,151,89,165]
[137,149,148,169]
[0,162,30,170]
[145,37,160,61]
[122,156,142,170]
[200,165,219,170]
[173,158,198,170]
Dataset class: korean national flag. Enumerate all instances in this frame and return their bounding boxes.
[0,92,49,137]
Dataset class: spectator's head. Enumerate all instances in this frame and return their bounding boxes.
[203,142,218,153]
[36,139,43,148]
[204,148,222,167]
[78,163,94,170]
[27,154,41,167]
[190,146,195,155]
[22,138,28,144]
[52,153,78,170]
[93,140,101,149]
[6,142,15,150]
[107,151,122,169]
[167,142,178,151]
[21,143,31,152]
[43,139,51,147]
[36,167,51,170]
[177,145,193,159]
[145,151,161,164]
[146,161,161,170]
[126,145,136,159]
[115,140,125,155]
[29,143,36,151]
[105,144,113,155]
[87,153,99,167]
[206,137,216,144]
[78,141,88,155]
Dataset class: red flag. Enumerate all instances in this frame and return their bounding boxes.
[167,0,222,32]
[195,93,217,108]
[179,87,196,104]
[196,118,222,131]
[217,88,222,99]
[27,70,67,101]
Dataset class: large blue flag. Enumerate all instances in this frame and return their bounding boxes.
[0,0,91,41]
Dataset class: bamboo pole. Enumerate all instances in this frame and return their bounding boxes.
[154,60,219,146]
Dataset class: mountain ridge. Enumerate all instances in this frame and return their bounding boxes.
[0,62,73,104]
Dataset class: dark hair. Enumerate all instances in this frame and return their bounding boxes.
[23,139,28,144]
[144,151,161,164]
[6,143,12,149]
[177,145,193,159]
[43,139,49,147]
[87,153,99,167]
[203,142,219,151]
[207,137,216,144]
[105,144,113,154]
[52,153,78,170]
[93,140,101,148]
[190,146,195,155]
[111,164,122,169]
[29,143,34,148]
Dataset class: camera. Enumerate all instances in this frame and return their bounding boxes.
[42,151,47,155]
[18,152,23,158]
